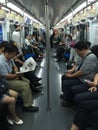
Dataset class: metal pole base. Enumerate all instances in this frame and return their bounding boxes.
[46,106,51,111]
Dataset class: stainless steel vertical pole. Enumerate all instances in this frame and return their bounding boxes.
[44,0,51,111]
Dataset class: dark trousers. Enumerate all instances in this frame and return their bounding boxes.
[71,84,89,95]
[74,100,98,129]
[74,89,98,105]
[25,71,37,82]
[62,75,82,102]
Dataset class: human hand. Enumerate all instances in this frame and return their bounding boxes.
[88,87,97,92]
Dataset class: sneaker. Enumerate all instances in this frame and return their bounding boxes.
[13,119,23,125]
[23,106,39,112]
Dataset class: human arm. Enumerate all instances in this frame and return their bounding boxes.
[87,74,98,92]
[65,70,83,78]
[0,62,23,80]
[14,58,24,65]
[29,44,39,50]
[4,73,22,80]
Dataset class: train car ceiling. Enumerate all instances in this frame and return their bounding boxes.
[7,0,86,26]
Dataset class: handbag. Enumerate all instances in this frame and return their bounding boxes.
[70,41,75,48]
[0,77,8,95]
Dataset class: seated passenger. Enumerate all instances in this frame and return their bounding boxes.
[13,54,43,94]
[24,34,43,60]
[0,42,39,112]
[31,34,44,53]
[0,77,23,125]
[70,99,98,130]
[1,41,43,94]
[0,41,8,54]
[60,41,98,107]
[54,34,72,62]
[73,73,98,105]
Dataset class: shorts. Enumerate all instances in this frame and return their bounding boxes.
[0,90,11,103]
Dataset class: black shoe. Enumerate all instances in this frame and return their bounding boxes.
[60,94,64,99]
[32,88,43,94]
[52,55,57,58]
[23,106,39,112]
[34,82,43,87]
[34,78,42,82]
[36,86,43,89]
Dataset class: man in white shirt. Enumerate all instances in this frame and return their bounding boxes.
[12,24,22,53]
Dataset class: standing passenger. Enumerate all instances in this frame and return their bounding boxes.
[12,24,22,53]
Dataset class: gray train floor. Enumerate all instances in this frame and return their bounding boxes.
[12,49,97,130]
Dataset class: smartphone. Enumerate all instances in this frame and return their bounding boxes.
[84,79,90,82]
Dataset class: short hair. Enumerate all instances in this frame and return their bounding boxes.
[14,24,20,29]
[4,41,18,54]
[74,41,90,51]
[0,41,8,49]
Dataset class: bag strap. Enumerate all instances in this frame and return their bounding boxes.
[77,52,92,71]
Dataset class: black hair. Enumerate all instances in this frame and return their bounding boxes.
[14,24,20,29]
[67,34,72,40]
[0,41,8,49]
[14,24,18,29]
[74,41,90,51]
[91,45,98,59]
[4,41,18,54]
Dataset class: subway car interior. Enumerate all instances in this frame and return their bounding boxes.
[0,0,98,130]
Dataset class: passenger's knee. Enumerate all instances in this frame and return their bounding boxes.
[14,91,18,98]
[10,97,16,104]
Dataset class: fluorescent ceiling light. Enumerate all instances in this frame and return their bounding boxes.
[7,2,42,24]
[88,0,96,2]
[7,2,23,15]
[73,2,86,15]
[57,2,86,25]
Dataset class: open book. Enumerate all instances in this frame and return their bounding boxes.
[17,57,37,74]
